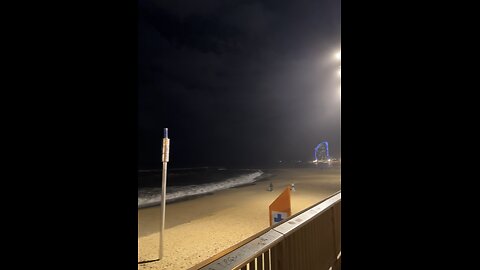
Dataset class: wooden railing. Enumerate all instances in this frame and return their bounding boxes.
[189,191,341,270]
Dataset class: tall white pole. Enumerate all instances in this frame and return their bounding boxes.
[160,128,170,259]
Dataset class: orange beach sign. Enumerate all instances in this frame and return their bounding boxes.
[269,187,291,226]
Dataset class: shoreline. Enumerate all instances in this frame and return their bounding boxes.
[138,170,275,209]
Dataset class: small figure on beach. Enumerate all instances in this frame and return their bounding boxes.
[268,182,273,191]
[290,183,296,192]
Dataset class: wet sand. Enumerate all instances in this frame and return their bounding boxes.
[138,167,340,269]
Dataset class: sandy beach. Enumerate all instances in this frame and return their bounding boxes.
[138,167,341,270]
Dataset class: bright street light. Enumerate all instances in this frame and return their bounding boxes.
[335,49,341,99]
[335,51,341,61]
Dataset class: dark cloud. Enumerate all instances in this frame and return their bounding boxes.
[138,0,341,168]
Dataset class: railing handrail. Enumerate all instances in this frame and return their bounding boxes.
[189,190,341,270]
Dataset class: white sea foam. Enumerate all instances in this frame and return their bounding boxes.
[138,170,264,208]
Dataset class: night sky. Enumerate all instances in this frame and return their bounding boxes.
[138,0,341,169]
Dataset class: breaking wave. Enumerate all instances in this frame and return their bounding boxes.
[138,170,265,208]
